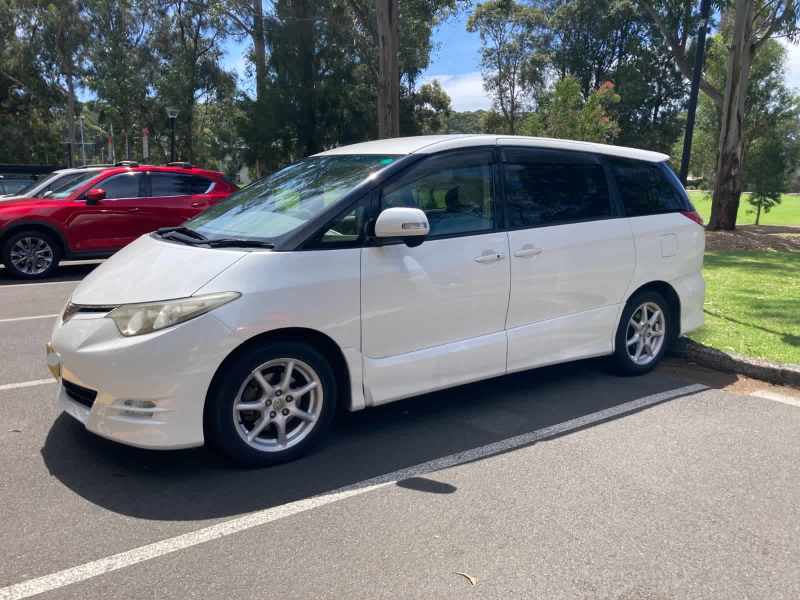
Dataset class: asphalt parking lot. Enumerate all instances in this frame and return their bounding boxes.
[1,263,799,599]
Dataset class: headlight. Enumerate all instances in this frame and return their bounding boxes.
[106,292,240,337]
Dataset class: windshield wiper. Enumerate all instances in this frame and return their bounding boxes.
[156,228,272,249]
[156,226,209,241]
[204,239,274,249]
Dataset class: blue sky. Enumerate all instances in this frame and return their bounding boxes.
[221,11,800,113]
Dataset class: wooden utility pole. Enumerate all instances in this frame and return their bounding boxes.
[376,0,400,138]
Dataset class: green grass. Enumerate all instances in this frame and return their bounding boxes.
[689,250,800,365]
[687,191,800,226]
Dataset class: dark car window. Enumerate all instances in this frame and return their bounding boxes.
[610,159,688,217]
[503,155,611,228]
[151,173,213,197]
[49,171,108,199]
[94,172,144,199]
[382,151,495,237]
[1,178,34,195]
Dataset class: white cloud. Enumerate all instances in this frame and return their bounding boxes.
[421,71,492,112]
[781,39,800,90]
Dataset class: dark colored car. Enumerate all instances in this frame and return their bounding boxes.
[0,162,237,278]
[0,175,38,196]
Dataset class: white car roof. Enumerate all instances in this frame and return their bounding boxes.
[315,134,669,163]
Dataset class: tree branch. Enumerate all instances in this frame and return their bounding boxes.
[640,2,723,107]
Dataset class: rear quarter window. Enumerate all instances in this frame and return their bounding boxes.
[610,159,690,217]
[151,173,213,196]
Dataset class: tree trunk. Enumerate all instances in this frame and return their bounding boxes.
[296,0,318,156]
[252,0,267,101]
[376,0,399,138]
[708,0,753,231]
[65,73,77,167]
[755,201,761,225]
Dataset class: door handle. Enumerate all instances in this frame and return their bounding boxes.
[513,244,543,258]
[474,251,505,264]
[191,201,205,208]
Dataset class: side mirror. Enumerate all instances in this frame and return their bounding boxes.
[85,188,106,205]
[374,207,430,247]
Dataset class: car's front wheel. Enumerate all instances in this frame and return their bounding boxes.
[611,290,671,375]
[205,341,337,467]
[1,230,62,279]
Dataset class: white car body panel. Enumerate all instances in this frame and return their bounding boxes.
[315,134,669,163]
[49,135,705,452]
[71,234,247,305]
[506,218,636,371]
[361,233,510,404]
[52,310,238,449]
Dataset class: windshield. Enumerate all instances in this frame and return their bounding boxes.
[12,176,47,197]
[185,155,399,241]
[48,171,103,199]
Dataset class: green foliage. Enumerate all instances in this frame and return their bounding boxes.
[467,0,547,134]
[520,76,620,143]
[545,0,687,153]
[677,35,800,212]
[446,110,487,133]
[745,138,789,224]
[406,80,452,134]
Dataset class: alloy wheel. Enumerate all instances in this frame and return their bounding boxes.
[232,358,323,452]
[9,236,54,275]
[625,302,666,366]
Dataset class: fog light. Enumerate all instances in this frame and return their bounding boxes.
[46,343,61,381]
[121,399,157,418]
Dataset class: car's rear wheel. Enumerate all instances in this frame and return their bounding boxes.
[1,230,62,279]
[611,290,671,375]
[205,341,337,466]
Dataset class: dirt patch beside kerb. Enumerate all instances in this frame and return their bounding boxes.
[705,225,800,252]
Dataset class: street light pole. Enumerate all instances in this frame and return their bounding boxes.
[166,107,179,163]
[679,0,712,186]
[79,116,87,166]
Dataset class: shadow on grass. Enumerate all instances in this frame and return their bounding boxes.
[704,308,800,348]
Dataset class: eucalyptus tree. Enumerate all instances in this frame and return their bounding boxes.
[151,0,234,161]
[642,0,800,230]
[84,0,158,160]
[468,0,548,134]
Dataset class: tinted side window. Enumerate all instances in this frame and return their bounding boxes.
[382,151,494,237]
[94,172,143,199]
[610,160,687,216]
[503,158,611,228]
[151,173,212,197]
[188,175,214,194]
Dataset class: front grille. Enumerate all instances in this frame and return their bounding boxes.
[63,380,97,409]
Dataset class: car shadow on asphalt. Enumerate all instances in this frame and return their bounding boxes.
[40,359,729,522]
[0,262,100,285]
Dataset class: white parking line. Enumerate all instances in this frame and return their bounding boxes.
[0,280,79,289]
[0,383,705,600]
[0,314,58,324]
[0,379,56,392]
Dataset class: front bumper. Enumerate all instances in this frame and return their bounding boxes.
[50,310,239,450]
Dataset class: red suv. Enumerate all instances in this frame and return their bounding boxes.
[0,162,237,279]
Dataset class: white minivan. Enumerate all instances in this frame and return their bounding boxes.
[48,135,705,466]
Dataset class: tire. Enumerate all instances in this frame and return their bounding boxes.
[205,341,337,467]
[610,290,671,376]
[1,229,62,279]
